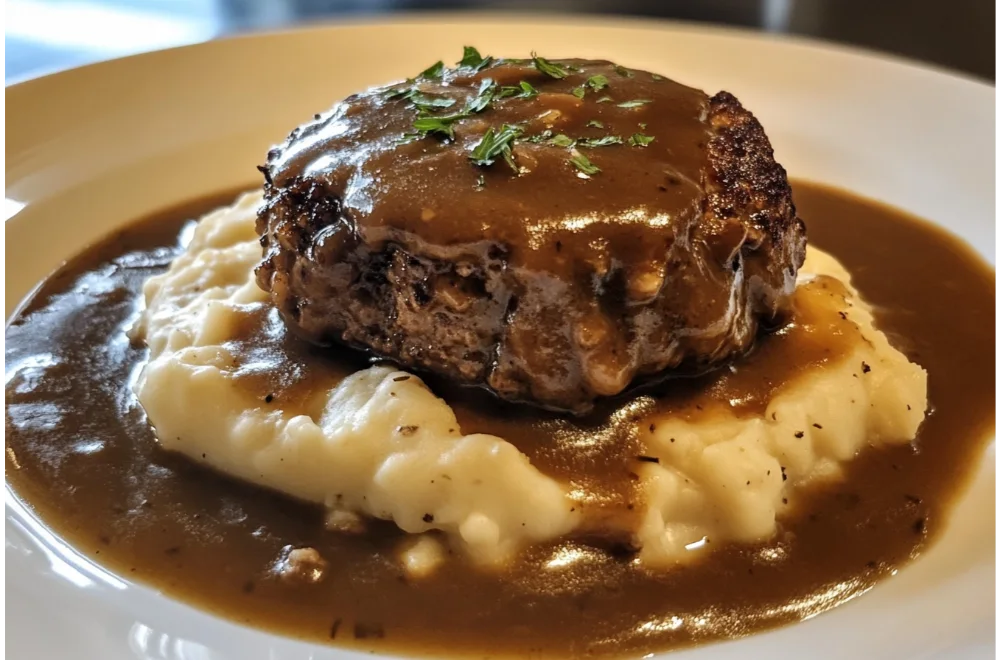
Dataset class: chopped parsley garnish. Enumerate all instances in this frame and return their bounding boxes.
[400,51,631,179]
[523,129,554,143]
[458,46,493,71]
[638,122,647,129]
[518,80,539,97]
[412,113,466,139]
[628,133,656,147]
[384,82,416,100]
[464,78,497,113]
[578,135,623,147]
[498,80,539,99]
[408,91,457,112]
[618,99,652,108]
[406,77,502,140]
[586,74,609,91]
[569,153,601,175]
[469,124,523,173]
[420,60,445,79]
[651,73,664,81]
[549,134,575,147]
[532,53,569,79]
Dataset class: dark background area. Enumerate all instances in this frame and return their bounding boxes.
[5,0,995,83]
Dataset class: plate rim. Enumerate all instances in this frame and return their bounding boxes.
[5,15,995,660]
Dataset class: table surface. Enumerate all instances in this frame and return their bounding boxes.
[5,0,995,84]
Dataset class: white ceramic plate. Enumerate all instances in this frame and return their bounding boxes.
[6,14,995,660]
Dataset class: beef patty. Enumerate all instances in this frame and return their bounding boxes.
[255,54,806,414]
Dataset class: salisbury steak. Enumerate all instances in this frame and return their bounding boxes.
[255,52,806,414]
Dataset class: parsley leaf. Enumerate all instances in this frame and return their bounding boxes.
[469,124,523,173]
[587,120,604,128]
[651,73,664,81]
[520,80,539,97]
[412,113,465,139]
[384,81,416,100]
[586,74,609,92]
[420,60,445,79]
[569,153,601,176]
[458,46,493,71]
[618,99,652,108]
[578,135,623,147]
[532,53,569,79]
[398,132,424,145]
[628,133,656,147]
[596,96,613,103]
[497,80,539,99]
[549,134,575,147]
[464,78,497,114]
[408,91,457,112]
[523,129,554,143]
[614,64,633,78]
[571,86,586,99]
[517,80,539,98]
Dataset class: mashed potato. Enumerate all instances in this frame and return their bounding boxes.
[132,193,927,571]
[636,248,927,565]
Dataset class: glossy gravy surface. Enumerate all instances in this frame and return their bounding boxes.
[5,181,995,658]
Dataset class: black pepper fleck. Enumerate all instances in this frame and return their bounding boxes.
[353,622,385,639]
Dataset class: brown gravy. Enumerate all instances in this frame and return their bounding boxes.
[5,181,995,658]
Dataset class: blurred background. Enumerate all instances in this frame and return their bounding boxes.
[5,0,995,84]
